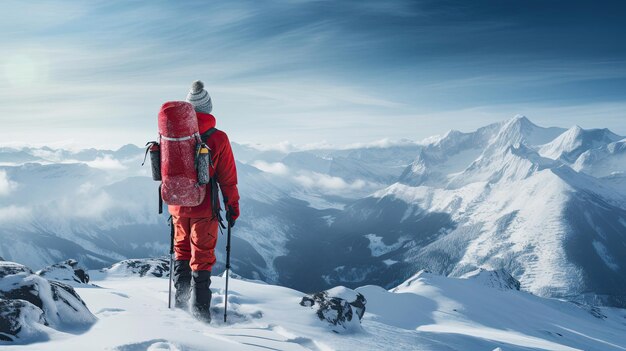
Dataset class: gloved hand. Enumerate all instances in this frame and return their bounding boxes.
[226,204,239,228]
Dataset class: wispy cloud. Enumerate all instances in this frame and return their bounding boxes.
[249,157,379,196]
[86,156,127,171]
[294,173,369,192]
[251,161,290,175]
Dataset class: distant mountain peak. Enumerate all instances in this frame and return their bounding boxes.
[442,129,462,138]
[485,115,565,152]
[500,115,539,135]
[539,125,623,162]
[511,114,532,124]
[116,144,141,152]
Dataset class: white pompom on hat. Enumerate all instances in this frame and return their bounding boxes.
[186,80,212,114]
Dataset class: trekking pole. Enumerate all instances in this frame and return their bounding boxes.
[168,216,174,309]
[223,221,232,323]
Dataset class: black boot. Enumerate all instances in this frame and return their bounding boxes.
[173,260,191,309]
[190,270,212,323]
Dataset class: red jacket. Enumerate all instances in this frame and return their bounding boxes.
[168,112,240,220]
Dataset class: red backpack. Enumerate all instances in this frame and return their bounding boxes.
[143,101,215,214]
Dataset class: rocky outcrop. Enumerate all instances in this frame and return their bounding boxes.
[102,257,169,278]
[0,299,47,342]
[37,259,90,285]
[0,261,32,278]
[300,286,366,332]
[0,261,96,343]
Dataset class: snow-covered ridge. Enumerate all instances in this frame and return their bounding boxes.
[539,125,622,162]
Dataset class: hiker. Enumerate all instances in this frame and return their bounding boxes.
[169,81,240,322]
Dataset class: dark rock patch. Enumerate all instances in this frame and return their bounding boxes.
[0,262,33,279]
[102,257,170,278]
[300,286,366,332]
[0,299,47,342]
[37,259,90,285]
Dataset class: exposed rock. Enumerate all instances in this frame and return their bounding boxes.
[300,286,366,332]
[102,257,169,278]
[0,261,96,343]
[0,299,47,342]
[37,259,90,285]
[460,268,521,291]
[0,261,33,279]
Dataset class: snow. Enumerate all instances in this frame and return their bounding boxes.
[364,234,407,257]
[384,271,626,350]
[322,215,335,226]
[490,115,566,150]
[324,286,360,303]
[3,267,625,350]
[573,139,626,181]
[539,126,622,162]
[291,192,346,210]
[0,262,97,341]
[459,268,520,290]
[382,259,398,266]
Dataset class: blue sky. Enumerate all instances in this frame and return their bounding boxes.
[1,0,625,149]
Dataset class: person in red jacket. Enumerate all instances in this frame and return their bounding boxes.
[170,80,240,322]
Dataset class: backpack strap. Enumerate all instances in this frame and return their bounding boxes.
[200,128,218,143]
[199,127,225,227]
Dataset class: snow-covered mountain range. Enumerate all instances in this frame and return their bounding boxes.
[1,116,625,309]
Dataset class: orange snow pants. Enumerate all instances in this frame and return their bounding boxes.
[172,216,219,271]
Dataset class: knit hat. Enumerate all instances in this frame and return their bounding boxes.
[186,80,212,114]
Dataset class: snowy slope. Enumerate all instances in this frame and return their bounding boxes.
[3,260,625,351]
[571,139,626,194]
